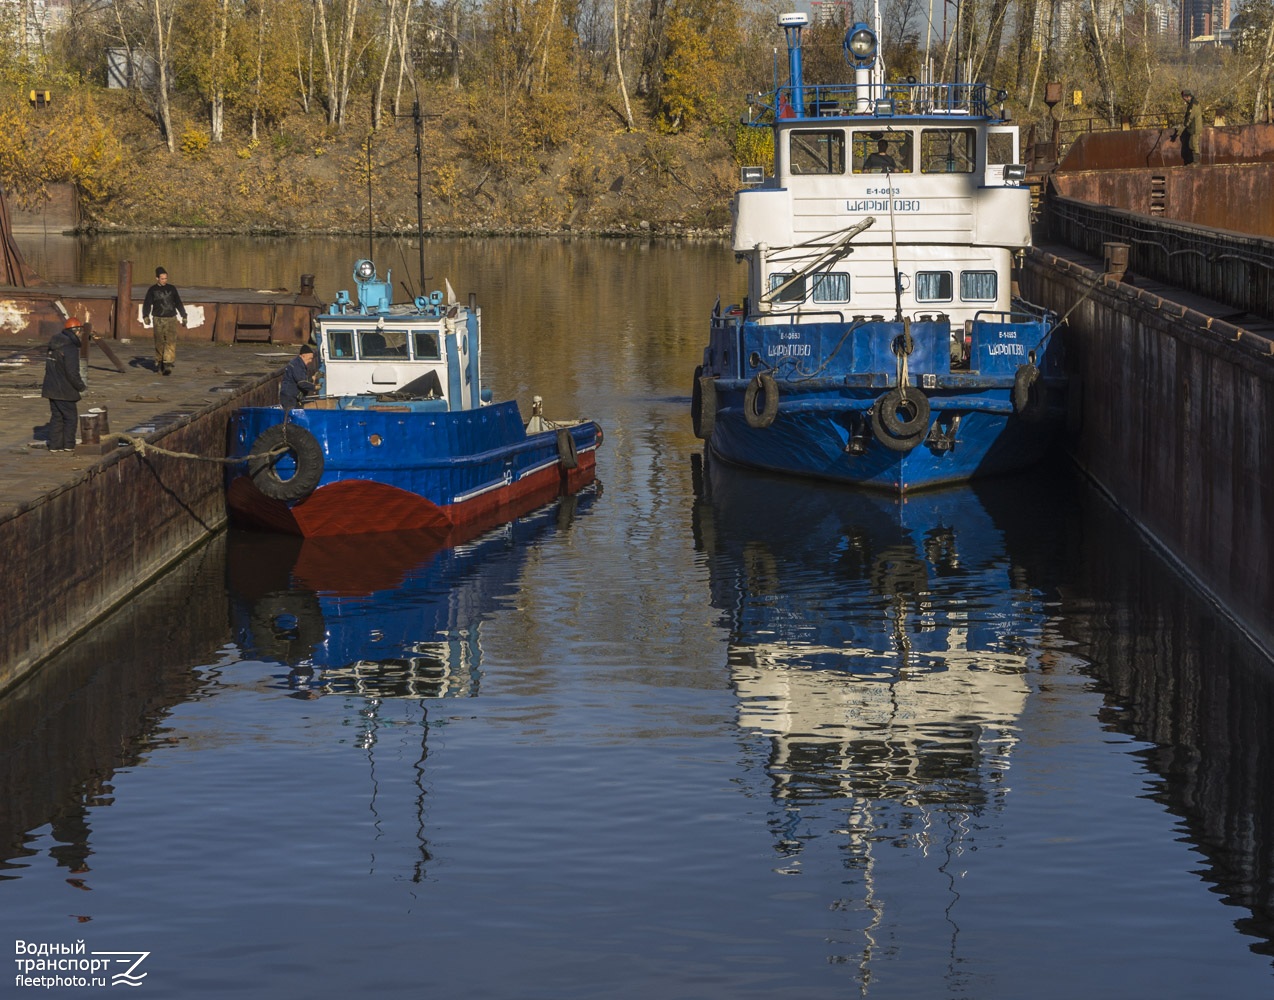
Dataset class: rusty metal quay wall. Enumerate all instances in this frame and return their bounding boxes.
[1022,248,1274,657]
[0,375,279,695]
[1046,195,1274,321]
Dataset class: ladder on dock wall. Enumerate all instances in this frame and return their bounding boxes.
[1150,175,1167,216]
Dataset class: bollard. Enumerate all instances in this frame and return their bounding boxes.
[87,406,109,435]
[1103,242,1129,282]
[79,412,101,446]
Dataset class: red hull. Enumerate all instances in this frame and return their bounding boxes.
[227,450,597,537]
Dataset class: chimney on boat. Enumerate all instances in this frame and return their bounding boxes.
[779,12,809,117]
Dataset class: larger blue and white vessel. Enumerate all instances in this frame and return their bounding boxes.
[693,12,1064,493]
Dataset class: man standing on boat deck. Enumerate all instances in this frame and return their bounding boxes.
[1173,90,1203,166]
[41,317,87,452]
[280,344,318,411]
[143,266,187,376]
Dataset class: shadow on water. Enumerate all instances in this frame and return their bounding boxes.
[0,537,231,882]
[0,487,599,892]
[690,453,1274,964]
[1053,479,1274,959]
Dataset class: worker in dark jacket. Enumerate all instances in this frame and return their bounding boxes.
[280,344,318,410]
[142,266,187,375]
[41,317,88,452]
[1172,90,1203,166]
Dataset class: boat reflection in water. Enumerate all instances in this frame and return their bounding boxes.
[691,455,1066,960]
[228,485,599,700]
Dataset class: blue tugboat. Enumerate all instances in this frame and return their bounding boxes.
[692,12,1064,493]
[227,259,602,537]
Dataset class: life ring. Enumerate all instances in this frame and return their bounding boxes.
[876,387,931,439]
[691,367,717,439]
[743,373,779,429]
[871,389,929,452]
[247,423,325,502]
[1013,364,1047,421]
[556,428,579,470]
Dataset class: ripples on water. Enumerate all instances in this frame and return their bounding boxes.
[2,236,1272,998]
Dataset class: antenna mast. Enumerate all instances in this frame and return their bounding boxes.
[366,132,374,263]
[414,102,426,295]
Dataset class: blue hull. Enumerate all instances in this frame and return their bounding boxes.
[696,314,1065,494]
[708,383,1063,491]
[227,400,600,536]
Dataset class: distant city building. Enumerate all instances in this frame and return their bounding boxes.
[5,0,58,57]
[1035,0,1125,50]
[1181,0,1233,44]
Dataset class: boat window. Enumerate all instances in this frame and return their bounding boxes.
[358,328,407,359]
[768,273,807,303]
[920,129,976,173]
[789,130,845,175]
[327,329,355,359]
[412,330,441,360]
[852,130,912,174]
[916,271,953,301]
[960,271,997,301]
[987,131,1016,166]
[811,272,850,302]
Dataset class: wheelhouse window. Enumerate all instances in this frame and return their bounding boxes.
[768,273,807,303]
[921,129,976,174]
[852,130,913,174]
[916,271,953,302]
[812,272,850,302]
[960,271,997,301]
[358,328,408,359]
[412,330,441,360]
[789,130,845,175]
[326,329,354,358]
[987,131,1016,168]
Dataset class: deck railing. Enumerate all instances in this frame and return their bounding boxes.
[1046,195,1274,320]
[763,81,996,122]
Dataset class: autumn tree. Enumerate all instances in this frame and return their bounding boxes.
[173,0,249,142]
[657,0,738,131]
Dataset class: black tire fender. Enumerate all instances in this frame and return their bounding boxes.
[871,408,926,452]
[556,428,579,470]
[1013,364,1046,421]
[743,373,779,429]
[247,423,325,502]
[876,387,931,439]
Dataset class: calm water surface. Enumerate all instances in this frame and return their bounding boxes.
[3,235,1273,998]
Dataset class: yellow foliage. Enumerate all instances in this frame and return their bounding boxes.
[659,0,739,132]
[731,125,773,169]
[1,92,130,204]
[181,128,212,158]
[430,163,460,203]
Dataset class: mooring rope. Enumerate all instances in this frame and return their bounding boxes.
[99,432,288,465]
